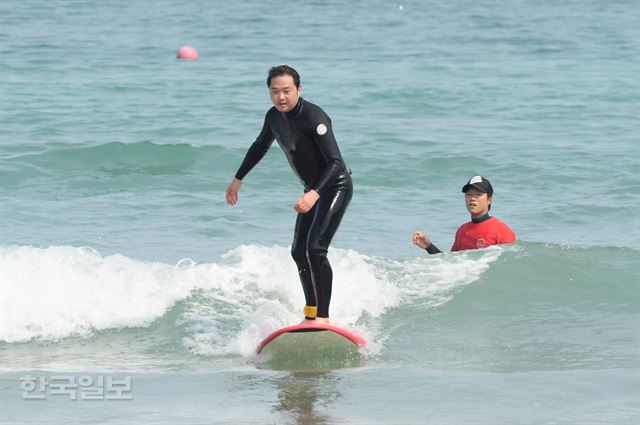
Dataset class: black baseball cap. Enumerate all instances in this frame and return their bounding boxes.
[462,175,493,196]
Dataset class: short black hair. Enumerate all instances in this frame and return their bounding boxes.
[267,65,301,88]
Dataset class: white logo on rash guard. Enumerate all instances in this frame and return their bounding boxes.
[316,124,327,136]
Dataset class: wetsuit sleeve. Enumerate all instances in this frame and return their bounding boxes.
[308,115,345,194]
[425,244,442,255]
[234,112,275,180]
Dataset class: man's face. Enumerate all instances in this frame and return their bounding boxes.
[269,75,301,113]
[465,188,492,218]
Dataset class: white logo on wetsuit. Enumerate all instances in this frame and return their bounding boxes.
[316,124,327,136]
[476,238,486,248]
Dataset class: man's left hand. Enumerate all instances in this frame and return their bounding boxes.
[294,190,320,213]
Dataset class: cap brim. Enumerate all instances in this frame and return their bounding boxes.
[462,183,489,193]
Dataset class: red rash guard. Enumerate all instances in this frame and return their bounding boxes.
[451,215,516,251]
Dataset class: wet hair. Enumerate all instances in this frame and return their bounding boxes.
[267,65,301,88]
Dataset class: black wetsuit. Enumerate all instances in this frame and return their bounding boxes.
[235,97,352,318]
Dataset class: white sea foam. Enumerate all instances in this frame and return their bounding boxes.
[0,244,501,357]
[374,247,503,308]
[180,246,502,358]
[0,245,195,343]
[178,245,401,358]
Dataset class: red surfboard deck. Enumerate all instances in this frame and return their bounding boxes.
[256,323,367,354]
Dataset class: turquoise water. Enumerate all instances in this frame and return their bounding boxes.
[1,1,639,424]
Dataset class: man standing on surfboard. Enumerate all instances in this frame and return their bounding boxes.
[225,65,352,325]
[413,176,516,253]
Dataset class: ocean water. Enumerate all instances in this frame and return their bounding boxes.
[1,1,638,424]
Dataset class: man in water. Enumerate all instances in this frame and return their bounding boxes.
[225,65,352,325]
[413,176,516,253]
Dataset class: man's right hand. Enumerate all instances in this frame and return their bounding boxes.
[225,178,243,205]
[413,231,432,249]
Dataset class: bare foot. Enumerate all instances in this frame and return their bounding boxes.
[314,317,330,325]
[299,318,317,325]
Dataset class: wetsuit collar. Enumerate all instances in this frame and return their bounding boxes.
[284,97,303,118]
[471,213,491,224]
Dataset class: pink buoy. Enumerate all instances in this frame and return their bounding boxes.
[176,46,198,60]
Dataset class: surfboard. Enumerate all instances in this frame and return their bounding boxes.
[256,323,366,355]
